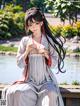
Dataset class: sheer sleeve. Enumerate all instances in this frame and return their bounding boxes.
[16,37,29,68]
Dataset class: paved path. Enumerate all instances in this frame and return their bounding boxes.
[45,13,80,26]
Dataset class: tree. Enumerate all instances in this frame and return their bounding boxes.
[27,0,46,12]
[45,0,80,25]
[0,0,30,11]
[13,0,30,11]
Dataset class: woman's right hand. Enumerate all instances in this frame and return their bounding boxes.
[24,43,37,59]
[26,44,34,54]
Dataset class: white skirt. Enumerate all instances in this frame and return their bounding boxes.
[2,54,64,106]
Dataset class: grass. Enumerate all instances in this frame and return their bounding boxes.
[60,81,68,85]
[0,45,18,52]
[0,45,80,55]
[60,80,80,85]
[73,49,80,54]
[72,80,80,85]
[66,50,80,55]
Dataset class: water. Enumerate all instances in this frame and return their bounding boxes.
[0,55,80,84]
[0,55,22,84]
[54,56,80,84]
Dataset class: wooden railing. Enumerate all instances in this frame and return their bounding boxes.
[0,84,80,106]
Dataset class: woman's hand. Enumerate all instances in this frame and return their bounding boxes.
[26,44,36,54]
[24,44,37,59]
[38,48,49,59]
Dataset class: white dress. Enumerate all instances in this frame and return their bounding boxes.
[2,35,64,106]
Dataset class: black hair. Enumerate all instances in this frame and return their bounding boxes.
[25,7,66,73]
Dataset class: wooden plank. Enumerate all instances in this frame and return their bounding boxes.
[60,87,80,98]
[62,92,80,98]
[66,98,72,106]
[59,85,80,89]
[72,98,80,106]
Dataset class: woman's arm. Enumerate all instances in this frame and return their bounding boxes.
[16,37,37,68]
[49,43,58,68]
[16,37,29,68]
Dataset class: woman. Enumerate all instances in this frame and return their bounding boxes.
[3,7,65,106]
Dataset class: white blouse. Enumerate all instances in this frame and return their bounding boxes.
[16,35,58,69]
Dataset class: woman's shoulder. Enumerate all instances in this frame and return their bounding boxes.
[19,35,32,46]
[21,35,32,43]
[21,36,30,41]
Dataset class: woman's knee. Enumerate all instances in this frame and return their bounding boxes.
[18,89,37,106]
[40,91,58,106]
[48,91,58,98]
[6,87,22,99]
[22,89,37,101]
[48,91,59,106]
[6,86,37,106]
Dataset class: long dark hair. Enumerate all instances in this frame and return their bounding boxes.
[25,7,66,73]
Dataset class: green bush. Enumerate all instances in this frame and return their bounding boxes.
[0,11,13,39]
[0,4,25,40]
[75,21,80,37]
[72,80,80,85]
[4,4,23,13]
[0,4,80,40]
[49,22,80,38]
[49,25,62,37]
[60,81,68,85]
[13,12,25,31]
[61,25,77,38]
[49,24,80,38]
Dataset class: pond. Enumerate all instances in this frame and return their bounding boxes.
[0,55,80,84]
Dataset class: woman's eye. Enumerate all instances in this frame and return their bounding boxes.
[30,24,32,26]
[36,22,39,24]
[28,22,39,27]
[28,24,32,27]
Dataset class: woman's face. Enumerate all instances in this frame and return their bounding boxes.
[27,18,43,36]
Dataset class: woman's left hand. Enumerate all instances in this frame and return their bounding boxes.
[38,48,49,59]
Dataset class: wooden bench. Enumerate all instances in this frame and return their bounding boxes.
[0,84,80,106]
[60,85,80,106]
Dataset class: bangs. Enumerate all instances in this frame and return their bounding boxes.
[25,11,43,27]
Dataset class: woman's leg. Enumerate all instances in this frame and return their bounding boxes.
[6,84,37,106]
[14,89,37,106]
[37,91,58,106]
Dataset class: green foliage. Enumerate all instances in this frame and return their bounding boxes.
[27,0,46,12]
[49,25,62,37]
[49,21,80,38]
[75,21,80,36]
[0,11,13,39]
[76,21,80,30]
[44,0,54,12]
[0,3,80,39]
[4,4,23,13]
[60,81,68,85]
[13,12,25,34]
[53,0,68,22]
[72,80,80,85]
[45,0,80,24]
[0,45,17,52]
[61,25,77,38]
[0,4,25,40]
